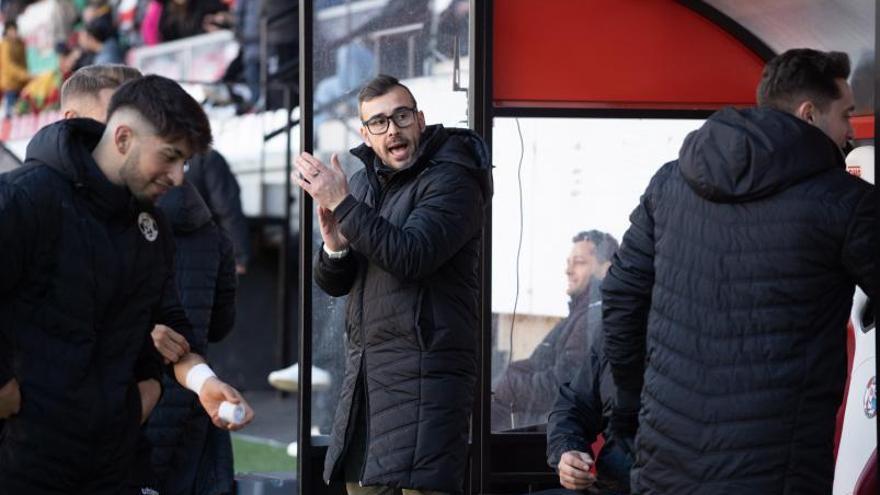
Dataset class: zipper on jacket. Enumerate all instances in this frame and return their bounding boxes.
[358,300,371,486]
[357,170,407,486]
[355,237,370,487]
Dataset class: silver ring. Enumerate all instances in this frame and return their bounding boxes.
[311,170,320,177]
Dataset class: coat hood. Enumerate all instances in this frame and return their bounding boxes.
[351,124,493,204]
[25,118,133,216]
[26,118,104,183]
[157,180,213,234]
[679,107,844,203]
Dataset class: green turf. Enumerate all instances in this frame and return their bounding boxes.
[232,435,297,473]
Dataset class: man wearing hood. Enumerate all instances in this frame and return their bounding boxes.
[0,74,251,494]
[294,74,492,495]
[492,230,617,431]
[602,48,876,494]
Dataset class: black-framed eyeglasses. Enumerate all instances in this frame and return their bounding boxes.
[362,107,417,135]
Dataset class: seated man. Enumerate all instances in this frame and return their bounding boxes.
[546,333,633,495]
[492,230,618,430]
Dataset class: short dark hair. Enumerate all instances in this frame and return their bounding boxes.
[756,49,851,113]
[61,64,142,107]
[107,74,212,154]
[572,230,619,264]
[4,21,16,33]
[85,16,115,43]
[357,74,417,110]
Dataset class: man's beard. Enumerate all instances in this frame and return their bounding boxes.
[119,151,153,204]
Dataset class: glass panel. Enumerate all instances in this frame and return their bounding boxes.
[309,0,471,438]
[490,117,704,432]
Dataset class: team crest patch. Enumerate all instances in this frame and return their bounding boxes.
[138,212,159,242]
[864,376,876,419]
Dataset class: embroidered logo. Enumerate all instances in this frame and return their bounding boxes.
[138,212,159,242]
[864,376,876,419]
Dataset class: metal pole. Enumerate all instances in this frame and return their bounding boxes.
[298,0,315,494]
[470,1,493,493]
[873,0,878,478]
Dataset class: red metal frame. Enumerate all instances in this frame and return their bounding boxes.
[493,0,766,110]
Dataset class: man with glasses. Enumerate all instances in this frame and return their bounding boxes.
[294,74,492,495]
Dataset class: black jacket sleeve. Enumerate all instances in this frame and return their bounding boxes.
[602,164,668,437]
[333,167,484,282]
[133,330,164,383]
[208,230,238,343]
[494,316,576,414]
[0,182,37,385]
[842,187,876,300]
[152,223,198,356]
[314,246,359,297]
[546,344,604,469]
[193,151,251,268]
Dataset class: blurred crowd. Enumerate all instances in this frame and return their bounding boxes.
[0,0,257,117]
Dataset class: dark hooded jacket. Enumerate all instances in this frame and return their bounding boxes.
[316,125,492,493]
[145,181,237,495]
[493,279,603,430]
[602,108,876,495]
[0,119,192,492]
[185,150,251,269]
[547,332,632,494]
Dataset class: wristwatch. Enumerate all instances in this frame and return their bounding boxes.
[323,244,350,259]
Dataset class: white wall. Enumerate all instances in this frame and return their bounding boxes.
[491,117,704,317]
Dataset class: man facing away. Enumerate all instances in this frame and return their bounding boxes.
[294,74,492,495]
[0,73,252,494]
[492,230,618,431]
[603,48,875,494]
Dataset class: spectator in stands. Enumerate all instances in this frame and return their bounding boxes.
[79,16,124,65]
[1,0,31,21]
[492,230,618,431]
[546,329,632,495]
[140,0,164,46]
[0,20,29,118]
[159,0,226,42]
[603,49,875,494]
[0,73,253,494]
[314,40,375,131]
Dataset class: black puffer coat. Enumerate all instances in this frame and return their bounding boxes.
[603,108,876,494]
[186,150,251,269]
[547,333,633,494]
[493,280,603,429]
[0,119,191,492]
[317,125,491,493]
[145,181,237,495]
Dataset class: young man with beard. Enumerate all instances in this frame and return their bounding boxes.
[294,74,492,495]
[0,74,252,494]
[603,49,875,494]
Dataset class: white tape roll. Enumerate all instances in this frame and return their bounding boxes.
[218,401,246,425]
